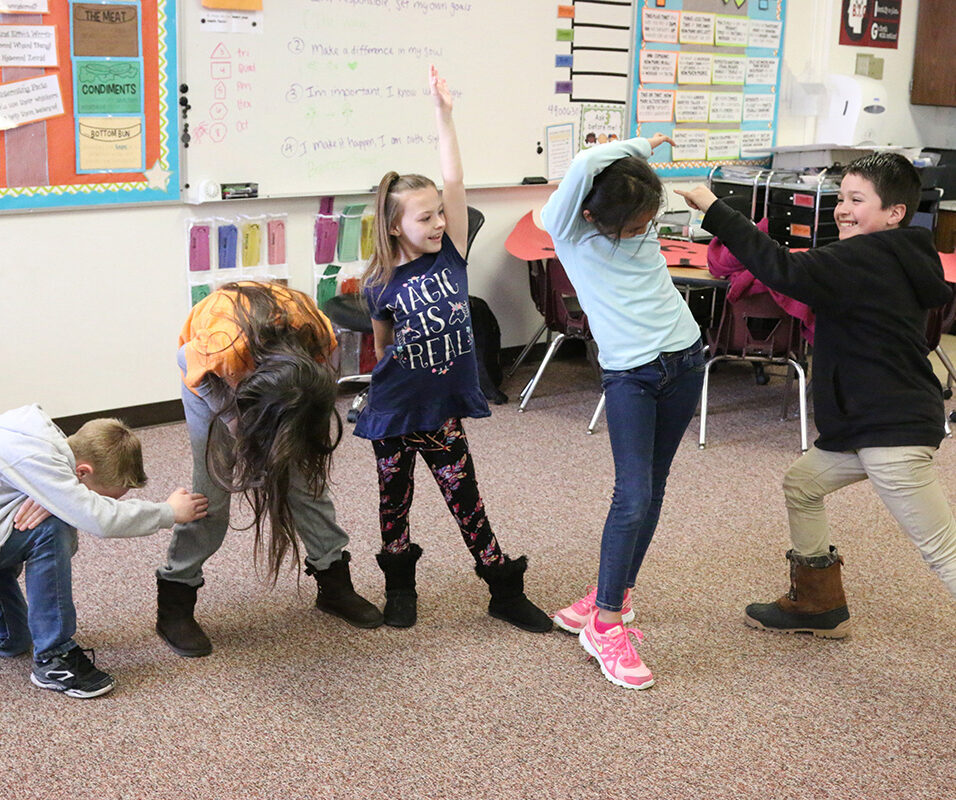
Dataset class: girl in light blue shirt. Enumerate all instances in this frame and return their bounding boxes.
[542,136,704,690]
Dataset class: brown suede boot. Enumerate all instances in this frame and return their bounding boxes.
[745,547,851,639]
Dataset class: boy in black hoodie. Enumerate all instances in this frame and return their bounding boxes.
[678,153,956,637]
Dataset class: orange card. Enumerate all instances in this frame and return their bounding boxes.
[202,0,263,9]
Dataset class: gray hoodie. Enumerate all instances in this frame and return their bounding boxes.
[0,405,174,548]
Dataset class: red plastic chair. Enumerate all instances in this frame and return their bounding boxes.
[504,212,557,380]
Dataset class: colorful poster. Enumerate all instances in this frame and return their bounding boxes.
[839,0,901,49]
[630,0,787,178]
[0,0,180,210]
[581,105,625,147]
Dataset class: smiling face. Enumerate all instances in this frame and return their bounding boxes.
[834,173,905,240]
[390,186,445,262]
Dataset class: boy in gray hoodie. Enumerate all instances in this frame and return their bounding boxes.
[0,405,207,698]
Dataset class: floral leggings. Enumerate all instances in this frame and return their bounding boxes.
[372,417,503,566]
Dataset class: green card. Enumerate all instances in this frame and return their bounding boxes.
[76,60,143,114]
[337,203,366,262]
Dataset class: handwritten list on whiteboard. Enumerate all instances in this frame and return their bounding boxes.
[179,0,575,198]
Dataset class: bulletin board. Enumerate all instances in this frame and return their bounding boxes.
[0,0,179,211]
[178,0,586,201]
[629,0,787,178]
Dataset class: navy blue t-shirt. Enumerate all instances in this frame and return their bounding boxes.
[353,234,490,440]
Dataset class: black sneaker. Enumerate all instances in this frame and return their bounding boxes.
[31,646,115,698]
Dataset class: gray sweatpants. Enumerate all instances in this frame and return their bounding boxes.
[156,347,349,586]
[784,445,956,598]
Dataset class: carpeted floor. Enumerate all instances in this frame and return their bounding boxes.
[1,350,954,800]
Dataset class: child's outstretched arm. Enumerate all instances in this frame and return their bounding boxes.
[541,134,674,242]
[431,65,468,258]
[11,488,207,531]
[676,184,854,309]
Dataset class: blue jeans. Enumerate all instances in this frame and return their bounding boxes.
[596,340,705,613]
[0,517,78,661]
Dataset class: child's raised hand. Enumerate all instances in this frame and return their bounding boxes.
[648,133,676,152]
[430,64,452,113]
[167,488,209,524]
[675,185,718,213]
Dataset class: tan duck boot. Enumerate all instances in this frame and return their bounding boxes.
[745,547,851,639]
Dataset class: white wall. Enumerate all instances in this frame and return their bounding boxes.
[3,0,953,418]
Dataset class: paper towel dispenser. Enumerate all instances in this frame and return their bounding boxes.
[815,74,888,146]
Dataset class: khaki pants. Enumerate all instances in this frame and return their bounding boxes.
[783,445,956,598]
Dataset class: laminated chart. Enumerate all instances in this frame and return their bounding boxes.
[631,0,786,178]
[0,0,179,210]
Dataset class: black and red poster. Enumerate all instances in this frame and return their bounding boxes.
[839,0,902,49]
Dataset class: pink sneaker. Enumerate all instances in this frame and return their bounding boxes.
[553,586,634,634]
[578,610,654,690]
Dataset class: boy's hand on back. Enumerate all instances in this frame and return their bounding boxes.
[166,488,209,524]
[675,185,718,213]
[13,497,52,530]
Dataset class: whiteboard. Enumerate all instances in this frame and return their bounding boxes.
[178,0,581,201]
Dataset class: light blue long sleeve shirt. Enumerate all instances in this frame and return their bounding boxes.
[540,138,700,371]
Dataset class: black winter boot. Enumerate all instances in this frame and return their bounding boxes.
[306,551,384,629]
[156,578,213,657]
[475,555,553,633]
[375,544,423,628]
[745,547,851,639]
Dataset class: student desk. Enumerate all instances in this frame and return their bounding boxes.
[660,239,728,333]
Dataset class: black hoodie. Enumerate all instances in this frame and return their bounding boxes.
[702,199,953,451]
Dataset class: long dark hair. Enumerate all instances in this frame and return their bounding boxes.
[582,156,664,240]
[205,282,342,582]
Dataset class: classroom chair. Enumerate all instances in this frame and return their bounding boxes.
[504,212,555,380]
[516,257,595,413]
[698,291,809,451]
[324,207,486,422]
